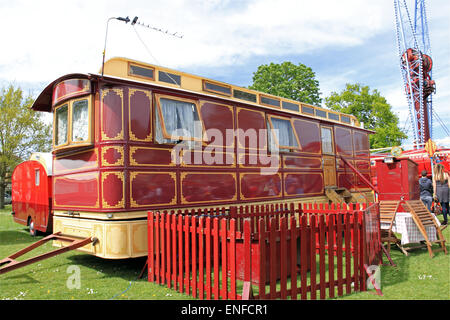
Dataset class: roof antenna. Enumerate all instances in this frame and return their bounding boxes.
[101,16,136,77]
[133,18,183,39]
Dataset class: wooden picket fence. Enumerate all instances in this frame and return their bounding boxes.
[147,202,381,300]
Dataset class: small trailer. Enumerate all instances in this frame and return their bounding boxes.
[11,152,53,236]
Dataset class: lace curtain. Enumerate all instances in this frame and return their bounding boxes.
[156,98,202,147]
[72,99,89,142]
[321,127,333,154]
[56,105,68,145]
[271,117,298,148]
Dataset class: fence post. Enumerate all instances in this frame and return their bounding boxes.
[318,214,326,299]
[148,211,154,283]
[229,219,236,300]
[310,214,317,300]
[327,214,335,298]
[300,215,308,300]
[198,216,204,300]
[258,218,266,300]
[242,218,253,300]
[184,215,190,295]
[290,216,297,300]
[280,217,287,299]
[213,218,219,300]
[191,216,197,298]
[221,218,228,300]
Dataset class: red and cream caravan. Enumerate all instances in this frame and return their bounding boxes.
[11,152,53,236]
[30,57,373,259]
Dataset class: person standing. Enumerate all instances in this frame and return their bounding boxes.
[433,164,449,225]
[419,170,433,212]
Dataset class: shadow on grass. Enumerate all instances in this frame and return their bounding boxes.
[1,272,41,285]
[0,230,39,246]
[380,246,410,288]
[67,254,148,282]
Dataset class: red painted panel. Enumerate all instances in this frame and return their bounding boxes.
[101,88,123,140]
[53,150,98,174]
[131,172,176,206]
[238,152,279,168]
[355,172,371,189]
[102,172,124,208]
[284,156,321,169]
[292,119,321,154]
[52,79,90,106]
[102,147,123,166]
[353,130,370,158]
[54,172,99,207]
[335,126,353,156]
[355,160,370,171]
[338,172,355,190]
[182,150,234,167]
[200,102,234,147]
[129,89,152,141]
[337,158,354,171]
[130,147,175,166]
[181,173,236,203]
[376,158,419,201]
[237,108,267,150]
[284,173,323,196]
[240,173,281,199]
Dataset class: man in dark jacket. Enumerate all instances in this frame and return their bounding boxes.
[419,170,433,212]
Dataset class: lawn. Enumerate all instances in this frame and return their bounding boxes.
[0,204,448,300]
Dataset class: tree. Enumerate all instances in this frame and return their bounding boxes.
[325,83,407,148]
[0,85,52,208]
[249,61,322,105]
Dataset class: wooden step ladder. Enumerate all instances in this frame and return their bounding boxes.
[325,187,353,204]
[403,200,448,258]
[379,201,408,257]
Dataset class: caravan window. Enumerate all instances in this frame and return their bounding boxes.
[155,95,203,143]
[55,104,68,146]
[268,116,300,151]
[72,99,89,142]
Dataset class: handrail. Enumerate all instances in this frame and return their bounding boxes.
[339,155,379,194]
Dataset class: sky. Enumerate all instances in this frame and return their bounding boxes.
[1,0,449,147]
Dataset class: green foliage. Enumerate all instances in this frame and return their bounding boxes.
[325,83,407,148]
[0,85,51,208]
[249,61,322,105]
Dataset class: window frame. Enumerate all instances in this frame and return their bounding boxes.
[54,103,69,148]
[154,93,205,143]
[35,168,40,187]
[52,95,94,151]
[320,126,335,155]
[128,62,155,81]
[267,115,301,152]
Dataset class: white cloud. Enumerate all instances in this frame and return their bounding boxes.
[0,0,448,143]
[0,0,395,83]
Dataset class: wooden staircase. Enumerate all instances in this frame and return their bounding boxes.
[403,200,448,258]
[379,201,408,256]
[325,187,353,204]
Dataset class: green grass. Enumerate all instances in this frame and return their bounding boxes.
[0,204,449,300]
[0,205,192,300]
[337,218,450,300]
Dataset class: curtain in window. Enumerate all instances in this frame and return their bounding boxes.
[271,118,298,148]
[56,105,68,145]
[72,99,89,141]
[160,98,201,141]
[321,128,333,154]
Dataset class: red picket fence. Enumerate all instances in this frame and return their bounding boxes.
[147,202,381,300]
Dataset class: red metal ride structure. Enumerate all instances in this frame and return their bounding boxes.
[400,47,435,143]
